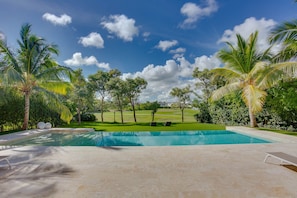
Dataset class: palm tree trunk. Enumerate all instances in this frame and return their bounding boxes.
[248,105,258,127]
[22,92,30,130]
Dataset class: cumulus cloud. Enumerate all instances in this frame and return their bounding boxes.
[180,0,218,28]
[101,14,139,42]
[218,17,277,52]
[169,47,186,59]
[156,40,178,51]
[64,52,110,70]
[79,32,104,48]
[42,13,72,26]
[122,55,221,102]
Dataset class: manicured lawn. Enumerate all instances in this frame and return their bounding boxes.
[259,128,297,136]
[94,108,198,123]
[67,108,225,132]
[67,122,225,132]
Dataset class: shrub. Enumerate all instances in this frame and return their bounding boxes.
[74,113,97,121]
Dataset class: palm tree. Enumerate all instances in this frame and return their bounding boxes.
[0,24,73,130]
[210,32,272,127]
[211,31,297,127]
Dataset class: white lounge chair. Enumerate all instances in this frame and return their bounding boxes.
[0,156,11,169]
[264,152,297,166]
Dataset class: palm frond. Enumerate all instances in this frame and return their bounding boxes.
[242,85,267,113]
[257,61,297,89]
[211,67,243,82]
[210,82,241,102]
[38,81,72,95]
[34,88,73,123]
[269,20,297,44]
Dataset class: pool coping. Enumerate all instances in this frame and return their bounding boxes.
[0,128,95,146]
[226,126,297,143]
[1,126,296,147]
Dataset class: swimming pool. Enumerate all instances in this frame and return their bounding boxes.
[13,130,271,146]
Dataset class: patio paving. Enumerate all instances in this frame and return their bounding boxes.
[0,127,297,197]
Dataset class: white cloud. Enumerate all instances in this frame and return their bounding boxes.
[180,0,218,28]
[169,47,186,59]
[101,14,139,42]
[122,55,221,102]
[42,13,72,26]
[218,17,277,52]
[64,52,110,70]
[156,40,178,51]
[142,32,150,41]
[79,32,104,48]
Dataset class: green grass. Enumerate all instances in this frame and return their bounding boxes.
[94,108,197,123]
[65,108,224,132]
[67,122,225,132]
[259,128,297,136]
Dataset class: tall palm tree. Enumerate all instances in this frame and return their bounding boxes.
[210,32,272,127]
[0,24,73,130]
[211,31,297,127]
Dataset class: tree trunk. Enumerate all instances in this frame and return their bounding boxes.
[152,112,155,122]
[248,105,258,127]
[117,96,124,124]
[120,109,124,124]
[181,108,184,122]
[22,92,30,130]
[130,98,137,123]
[100,97,104,122]
[77,106,81,125]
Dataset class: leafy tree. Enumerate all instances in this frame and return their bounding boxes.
[193,67,215,101]
[170,86,192,122]
[150,101,160,122]
[106,77,127,124]
[192,67,218,123]
[68,69,93,124]
[264,80,297,127]
[0,24,73,129]
[125,77,147,122]
[88,69,121,122]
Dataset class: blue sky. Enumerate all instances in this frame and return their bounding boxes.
[1,0,297,102]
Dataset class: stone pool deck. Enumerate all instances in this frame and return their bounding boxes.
[0,127,297,197]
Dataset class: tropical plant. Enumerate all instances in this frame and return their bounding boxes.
[211,31,272,127]
[0,24,73,129]
[211,31,297,127]
[269,19,297,61]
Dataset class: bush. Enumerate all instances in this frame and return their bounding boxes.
[74,113,97,121]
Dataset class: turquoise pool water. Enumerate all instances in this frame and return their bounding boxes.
[13,130,271,146]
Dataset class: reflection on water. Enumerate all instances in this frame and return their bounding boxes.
[12,130,271,147]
